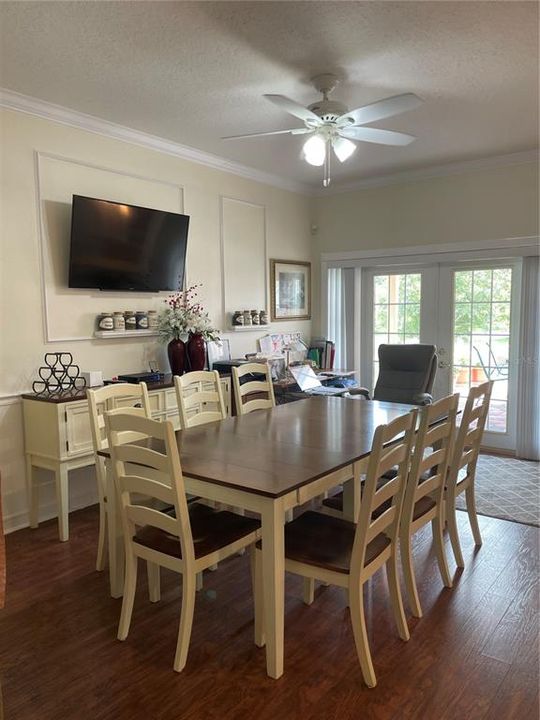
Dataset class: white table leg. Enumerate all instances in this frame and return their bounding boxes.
[260,498,285,679]
[25,455,39,529]
[54,463,69,542]
[342,461,363,522]
[106,460,124,598]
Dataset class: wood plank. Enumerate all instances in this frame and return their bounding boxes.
[1,506,538,720]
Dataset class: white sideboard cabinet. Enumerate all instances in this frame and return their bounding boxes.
[22,376,231,541]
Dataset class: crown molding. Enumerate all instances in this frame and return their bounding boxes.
[321,235,540,263]
[0,88,311,196]
[316,149,539,196]
[1,88,538,198]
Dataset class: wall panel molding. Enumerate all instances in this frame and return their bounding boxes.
[34,151,184,342]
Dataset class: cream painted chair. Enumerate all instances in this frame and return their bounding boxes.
[87,382,151,572]
[399,393,459,618]
[105,410,261,672]
[231,362,275,416]
[255,410,417,688]
[446,381,493,568]
[174,370,226,428]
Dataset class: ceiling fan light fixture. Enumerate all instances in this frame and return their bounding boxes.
[332,136,356,163]
[302,134,326,166]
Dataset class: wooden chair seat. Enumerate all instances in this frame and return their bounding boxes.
[411,495,436,521]
[134,505,260,560]
[278,511,390,574]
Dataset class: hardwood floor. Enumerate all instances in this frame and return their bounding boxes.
[1,506,538,720]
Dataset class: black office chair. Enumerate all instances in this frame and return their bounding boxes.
[349,344,438,406]
[322,345,438,515]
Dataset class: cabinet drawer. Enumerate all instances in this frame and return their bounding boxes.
[64,402,93,457]
[114,392,162,414]
[164,389,178,411]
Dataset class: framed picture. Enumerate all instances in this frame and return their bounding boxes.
[270,259,311,321]
[206,339,231,369]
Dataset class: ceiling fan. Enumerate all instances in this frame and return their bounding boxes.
[222,74,422,187]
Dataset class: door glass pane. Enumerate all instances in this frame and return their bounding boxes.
[372,273,422,385]
[452,268,512,433]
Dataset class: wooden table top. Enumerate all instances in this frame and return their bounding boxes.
[173,397,416,498]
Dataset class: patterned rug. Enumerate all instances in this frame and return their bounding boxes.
[456,453,540,527]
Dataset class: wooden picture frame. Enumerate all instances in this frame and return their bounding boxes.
[270,259,311,321]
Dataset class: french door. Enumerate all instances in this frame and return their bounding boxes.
[361,260,521,451]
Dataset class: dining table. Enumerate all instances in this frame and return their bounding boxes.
[101,395,419,679]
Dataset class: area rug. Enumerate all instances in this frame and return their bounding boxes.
[456,453,540,527]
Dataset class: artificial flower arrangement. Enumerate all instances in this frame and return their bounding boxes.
[158,284,220,343]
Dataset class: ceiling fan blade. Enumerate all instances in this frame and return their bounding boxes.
[337,93,422,127]
[264,94,321,124]
[221,127,310,140]
[339,126,416,146]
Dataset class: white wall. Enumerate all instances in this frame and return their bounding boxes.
[0,108,313,531]
[311,161,539,331]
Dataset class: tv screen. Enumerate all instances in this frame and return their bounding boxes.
[68,195,189,292]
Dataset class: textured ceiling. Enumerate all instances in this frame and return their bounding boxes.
[0,1,538,189]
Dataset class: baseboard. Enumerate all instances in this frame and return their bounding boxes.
[4,484,98,534]
[480,446,516,458]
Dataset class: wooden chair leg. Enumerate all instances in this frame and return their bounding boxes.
[117,551,138,641]
[96,501,107,572]
[252,548,265,647]
[446,496,465,568]
[303,577,315,606]
[465,484,482,546]
[147,562,161,602]
[196,572,203,591]
[349,582,377,688]
[432,516,452,588]
[386,554,410,640]
[173,572,197,673]
[400,531,423,618]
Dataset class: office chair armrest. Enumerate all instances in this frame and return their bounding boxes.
[413,393,433,406]
[345,387,370,399]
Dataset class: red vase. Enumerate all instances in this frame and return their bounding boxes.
[186,333,206,371]
[167,338,186,376]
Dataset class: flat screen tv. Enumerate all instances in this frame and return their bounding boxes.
[68,195,189,291]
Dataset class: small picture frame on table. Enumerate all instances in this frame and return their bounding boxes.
[270,259,311,321]
[206,339,231,370]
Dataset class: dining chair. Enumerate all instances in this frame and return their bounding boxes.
[231,362,275,415]
[87,382,152,572]
[174,370,226,428]
[399,393,459,617]
[255,410,417,687]
[446,381,493,568]
[175,369,241,543]
[104,410,261,672]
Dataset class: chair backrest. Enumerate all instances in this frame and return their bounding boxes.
[104,410,195,567]
[350,410,417,576]
[174,370,226,428]
[373,344,437,404]
[87,382,151,452]
[447,381,493,493]
[401,393,459,528]
[231,362,276,416]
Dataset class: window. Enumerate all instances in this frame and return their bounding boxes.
[452,268,512,433]
[372,273,422,382]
